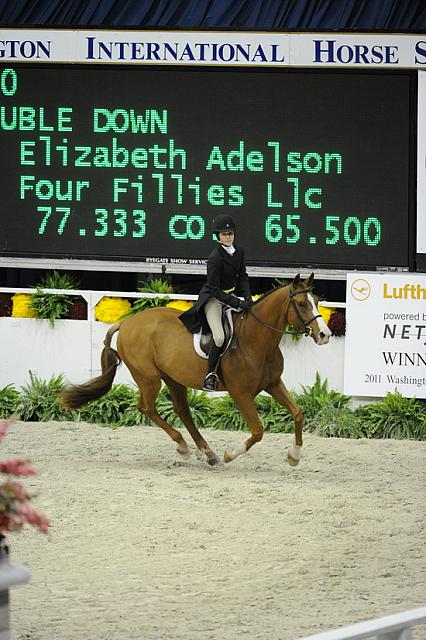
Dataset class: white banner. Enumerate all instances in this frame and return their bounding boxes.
[0,29,424,68]
[417,71,426,253]
[344,273,426,398]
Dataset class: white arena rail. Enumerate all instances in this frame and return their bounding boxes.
[0,286,344,323]
[297,607,426,640]
[0,287,346,391]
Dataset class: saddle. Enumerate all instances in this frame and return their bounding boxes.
[193,307,240,360]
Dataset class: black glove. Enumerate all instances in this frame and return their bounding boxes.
[239,299,252,312]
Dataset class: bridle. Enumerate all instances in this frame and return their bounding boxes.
[245,287,321,337]
[288,287,322,336]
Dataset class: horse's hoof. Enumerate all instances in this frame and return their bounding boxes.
[287,453,300,466]
[224,450,233,463]
[177,447,191,460]
[207,456,220,466]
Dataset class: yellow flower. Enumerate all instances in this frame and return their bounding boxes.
[11,293,37,318]
[95,297,131,323]
[318,305,335,325]
[166,300,193,311]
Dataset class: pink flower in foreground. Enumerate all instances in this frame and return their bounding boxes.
[0,458,36,476]
[16,504,49,534]
[0,512,23,533]
[0,419,49,535]
[0,421,9,440]
[0,480,32,501]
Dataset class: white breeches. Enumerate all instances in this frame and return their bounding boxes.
[204,298,225,347]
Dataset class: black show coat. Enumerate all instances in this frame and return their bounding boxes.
[179,244,251,334]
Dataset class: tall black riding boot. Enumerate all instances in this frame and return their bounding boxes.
[203,343,222,391]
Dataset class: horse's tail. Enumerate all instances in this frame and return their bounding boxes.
[60,323,122,409]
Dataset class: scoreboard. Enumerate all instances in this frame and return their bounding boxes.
[0,64,415,271]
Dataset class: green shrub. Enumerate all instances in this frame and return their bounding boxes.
[297,372,351,419]
[201,394,295,433]
[19,371,71,422]
[0,384,20,418]
[30,271,79,326]
[36,271,79,290]
[155,386,214,429]
[294,372,365,438]
[73,384,214,429]
[306,402,367,438]
[355,391,426,440]
[255,395,295,432]
[123,279,172,319]
[73,384,146,428]
[31,289,73,326]
[8,370,426,442]
[113,391,148,427]
[210,395,248,431]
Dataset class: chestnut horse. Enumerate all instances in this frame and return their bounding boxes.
[61,273,331,466]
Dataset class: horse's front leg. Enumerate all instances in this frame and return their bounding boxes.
[223,394,263,463]
[265,379,303,466]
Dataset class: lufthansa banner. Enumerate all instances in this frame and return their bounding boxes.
[0,29,425,68]
[344,273,426,398]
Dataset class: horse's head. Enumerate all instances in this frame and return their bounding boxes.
[287,274,331,345]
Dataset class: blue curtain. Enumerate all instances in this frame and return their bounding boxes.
[0,0,424,29]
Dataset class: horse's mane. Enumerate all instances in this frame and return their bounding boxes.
[253,278,316,306]
[252,283,289,306]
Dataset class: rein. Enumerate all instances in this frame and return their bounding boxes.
[247,308,287,335]
[247,287,321,337]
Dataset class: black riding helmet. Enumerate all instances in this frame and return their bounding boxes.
[212,214,236,238]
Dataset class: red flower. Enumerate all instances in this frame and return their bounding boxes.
[16,504,49,534]
[328,311,346,337]
[0,420,9,440]
[0,459,36,476]
[0,420,49,535]
[0,480,32,501]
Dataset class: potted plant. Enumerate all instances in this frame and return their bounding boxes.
[30,271,87,325]
[127,278,173,316]
[0,419,49,636]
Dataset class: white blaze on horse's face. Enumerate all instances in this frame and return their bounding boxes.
[307,293,331,345]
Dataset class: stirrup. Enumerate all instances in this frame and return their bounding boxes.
[202,372,219,391]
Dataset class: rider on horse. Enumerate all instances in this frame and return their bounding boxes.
[179,214,253,391]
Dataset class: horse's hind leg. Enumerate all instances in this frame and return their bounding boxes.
[265,379,303,466]
[134,374,191,460]
[164,377,220,466]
